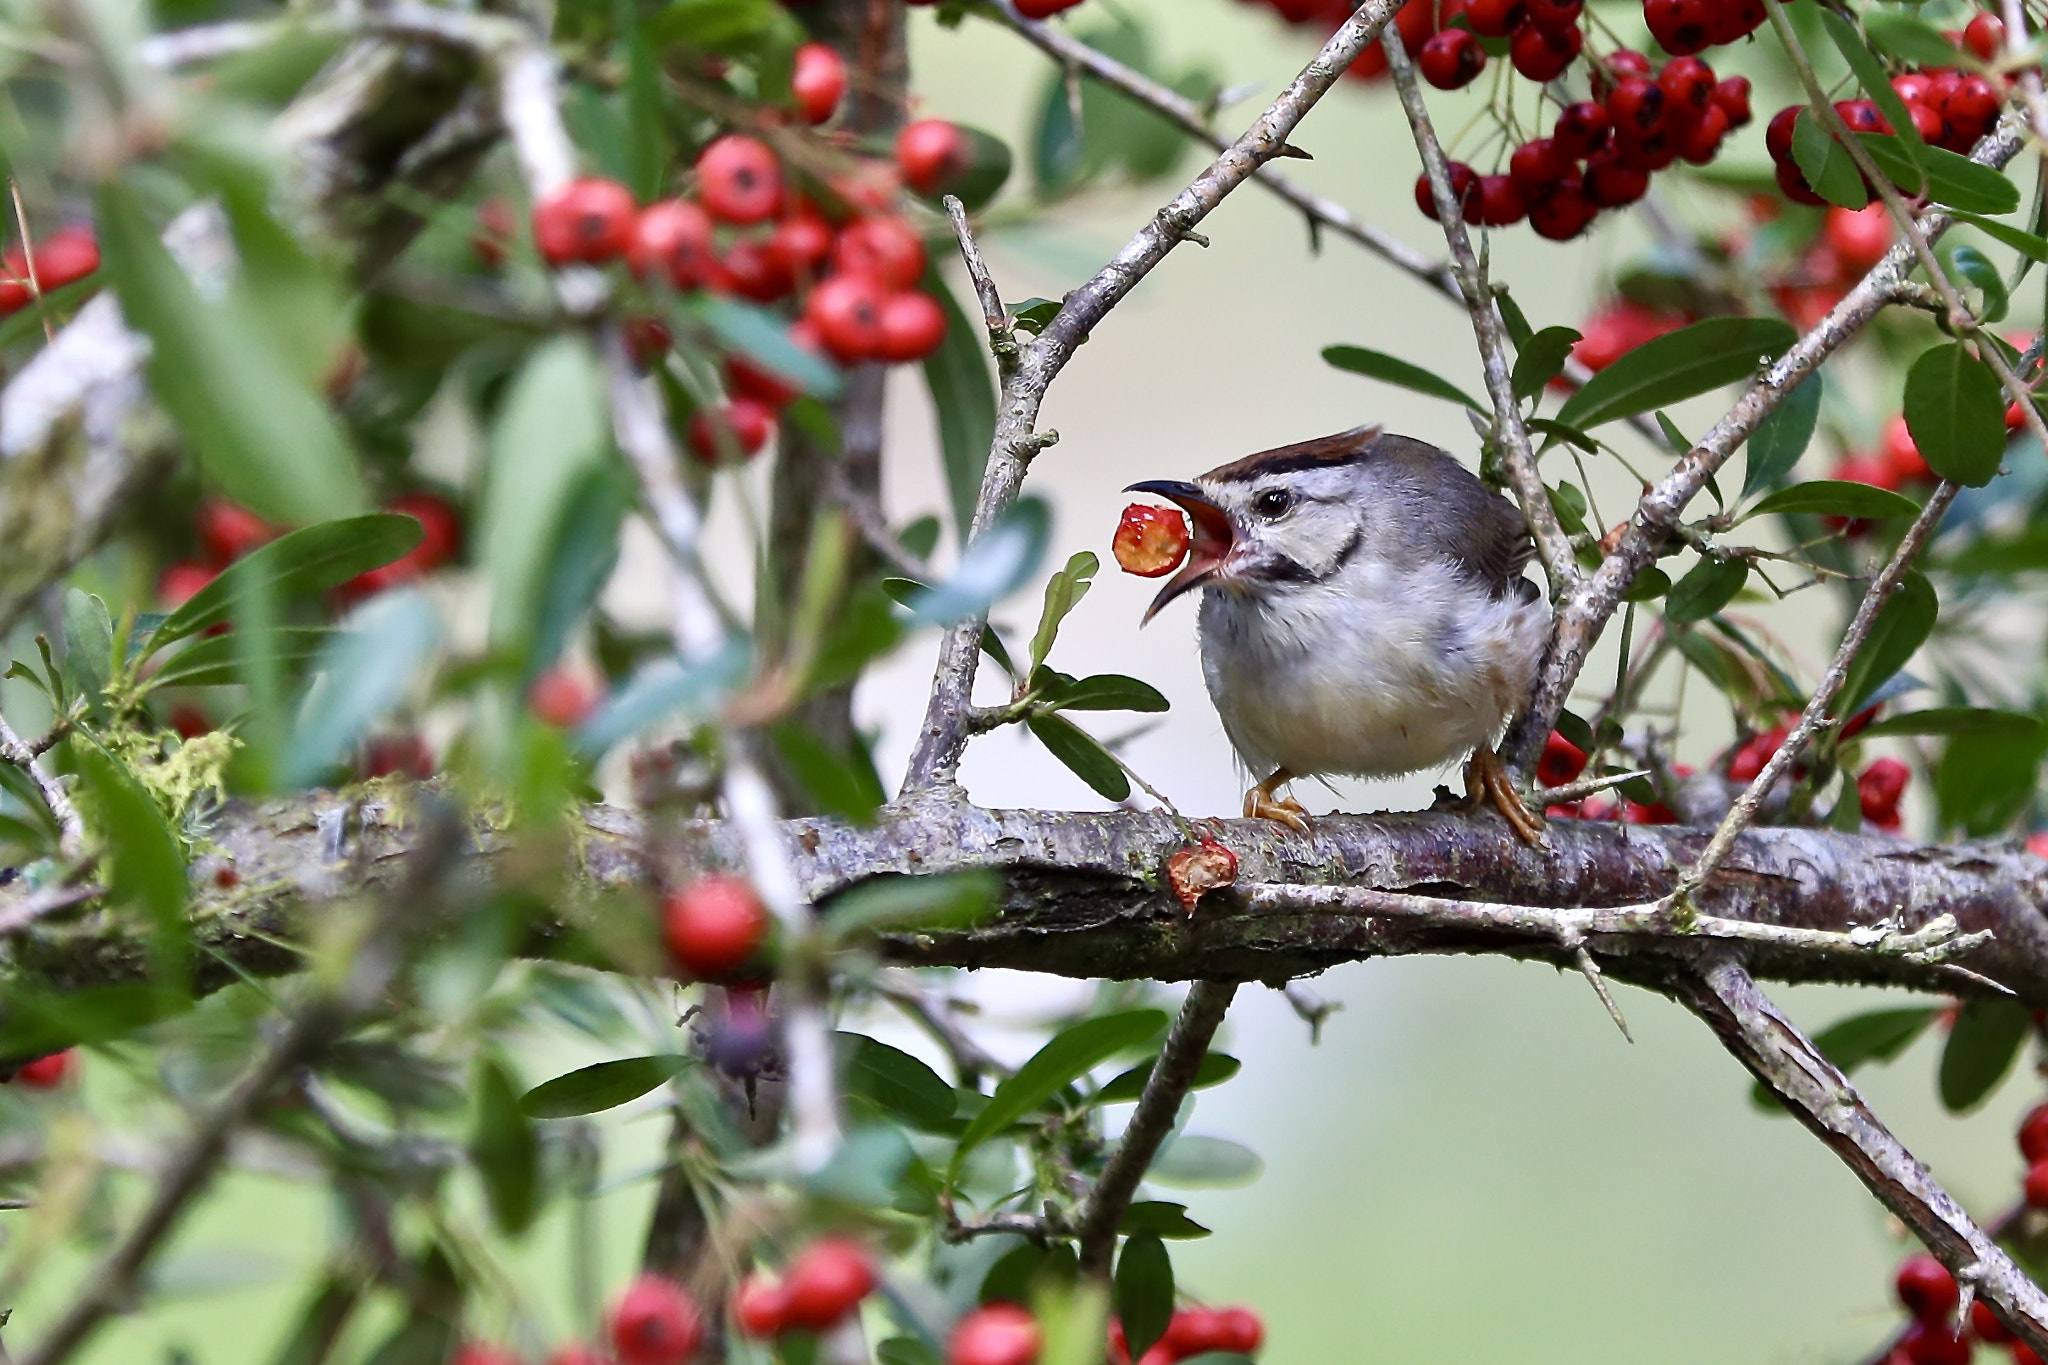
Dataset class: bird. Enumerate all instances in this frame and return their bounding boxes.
[1128,424,1550,843]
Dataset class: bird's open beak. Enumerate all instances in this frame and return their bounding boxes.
[1126,480,1234,624]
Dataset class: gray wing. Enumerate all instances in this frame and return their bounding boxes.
[1368,433,1536,601]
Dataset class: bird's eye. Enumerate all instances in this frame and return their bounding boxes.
[1253,489,1291,518]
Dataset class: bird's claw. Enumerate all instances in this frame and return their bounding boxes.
[1244,787,1311,833]
[1466,746,1547,848]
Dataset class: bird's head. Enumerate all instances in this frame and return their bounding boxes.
[1128,424,1383,623]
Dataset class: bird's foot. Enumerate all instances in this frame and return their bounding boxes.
[1465,746,1546,847]
[1243,780,1311,833]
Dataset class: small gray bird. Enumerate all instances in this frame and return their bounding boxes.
[1129,424,1549,841]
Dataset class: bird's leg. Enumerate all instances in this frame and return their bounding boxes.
[1465,745,1546,846]
[1243,768,1310,833]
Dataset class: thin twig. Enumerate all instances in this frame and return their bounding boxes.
[941,195,1019,381]
[1075,979,1239,1275]
[1682,959,2048,1352]
[0,709,81,860]
[876,970,1008,1087]
[1677,482,1958,899]
[1384,27,1578,600]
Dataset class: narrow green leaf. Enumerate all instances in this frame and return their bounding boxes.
[1322,344,1484,410]
[923,268,996,539]
[824,870,999,937]
[1115,1234,1174,1361]
[573,641,750,757]
[1905,341,2007,486]
[521,1055,690,1118]
[472,1058,540,1235]
[1945,243,2009,323]
[1950,209,2048,263]
[1494,289,1534,348]
[1792,110,1869,210]
[0,984,191,1057]
[1030,551,1099,673]
[769,722,886,824]
[1865,10,1967,67]
[1841,571,1939,717]
[1663,558,1749,625]
[1939,999,2030,1112]
[1856,708,2043,740]
[1510,326,1580,401]
[1942,522,2048,574]
[839,1033,958,1131]
[1743,373,1823,499]
[149,626,331,690]
[281,589,441,787]
[1026,711,1130,802]
[952,1009,1168,1168]
[908,498,1051,627]
[1822,11,1927,174]
[1858,134,2020,214]
[1553,318,1796,431]
[1742,480,1922,522]
[1147,1135,1264,1188]
[1037,672,1170,713]
[1096,1052,1240,1104]
[688,293,843,400]
[62,590,113,706]
[148,514,422,654]
[1121,1202,1212,1239]
[1938,722,2048,835]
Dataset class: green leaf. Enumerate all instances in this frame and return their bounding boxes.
[0,984,191,1057]
[1841,571,1938,717]
[472,1058,540,1235]
[1510,326,1581,401]
[1939,999,2031,1112]
[1096,1051,1240,1104]
[1742,480,1922,522]
[1938,722,2048,835]
[923,267,997,539]
[62,590,113,707]
[1147,1135,1264,1189]
[1115,1234,1174,1361]
[573,641,750,756]
[1553,318,1796,431]
[147,626,331,690]
[907,498,1051,627]
[1940,522,2048,574]
[1822,10,1928,175]
[1750,1007,1936,1112]
[1030,551,1099,673]
[1945,243,2009,323]
[1905,341,2008,487]
[839,1033,958,1131]
[1950,209,2048,262]
[1743,373,1823,499]
[769,722,886,824]
[1322,344,1483,411]
[520,1055,690,1119]
[1856,708,2043,740]
[1120,1201,1211,1239]
[1792,109,1869,210]
[686,293,843,400]
[97,181,364,525]
[281,589,441,787]
[149,514,423,655]
[1654,410,1692,458]
[1858,134,2020,214]
[1036,672,1170,713]
[825,870,999,937]
[528,465,632,685]
[1620,566,1672,602]
[877,1339,944,1365]
[1865,10,1966,67]
[1026,711,1130,802]
[73,740,188,987]
[1662,558,1749,625]
[480,337,609,654]
[951,1009,1167,1169]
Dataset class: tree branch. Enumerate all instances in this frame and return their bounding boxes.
[1680,958,2048,1353]
[1075,979,1238,1274]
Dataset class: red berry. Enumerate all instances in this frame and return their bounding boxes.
[629,199,715,290]
[1527,178,1596,240]
[1766,105,1801,163]
[1858,757,1910,826]
[361,733,434,780]
[1413,163,1481,222]
[1727,726,1786,783]
[33,225,98,289]
[1824,203,1894,273]
[158,561,217,610]
[687,398,776,464]
[533,178,637,266]
[709,237,794,303]
[1775,158,1827,208]
[1901,1322,1971,1365]
[195,498,278,563]
[1713,76,1753,127]
[1896,1253,1961,1322]
[805,273,888,362]
[948,1303,1043,1365]
[2020,1345,2048,1365]
[780,1237,877,1332]
[1894,72,1934,105]
[663,874,769,977]
[1941,75,2001,147]
[1964,12,2005,63]
[1509,138,1571,193]
[2019,1102,2048,1161]
[1464,0,1524,37]
[1583,153,1650,207]
[897,119,969,195]
[623,314,673,368]
[1883,414,1932,483]
[1509,19,1581,80]
[1837,99,1888,135]
[549,1349,609,1365]
[1675,104,1731,164]
[733,1273,788,1340]
[1554,101,1612,158]
[1164,1309,1227,1357]
[768,210,835,278]
[1644,0,1709,55]
[350,490,462,600]
[697,135,783,225]
[1974,1300,2016,1344]
[1599,48,1653,85]
[1538,731,1588,787]
[1608,77,1666,137]
[1419,29,1486,89]
[529,668,602,728]
[1659,57,1716,118]
[792,42,847,125]
[2027,1158,2048,1210]
[1013,0,1084,15]
[13,1050,73,1088]
[1906,101,1946,143]
[877,290,948,362]
[609,1275,704,1365]
[1215,1308,1263,1354]
[833,217,927,291]
[1473,174,1527,226]
[1522,0,1579,30]
[0,247,28,313]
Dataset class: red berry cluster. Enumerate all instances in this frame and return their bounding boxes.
[6,1050,75,1088]
[159,492,462,616]
[1833,415,1938,516]
[734,1237,878,1340]
[530,115,966,462]
[948,1304,1044,1365]
[662,874,771,981]
[1538,734,1682,822]
[1564,299,1693,379]
[1108,1304,1265,1364]
[0,224,98,315]
[1882,1250,2041,1364]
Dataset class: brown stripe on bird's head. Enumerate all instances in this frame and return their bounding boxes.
[1199,424,1385,484]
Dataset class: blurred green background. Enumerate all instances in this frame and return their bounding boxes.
[16,2,2038,1361]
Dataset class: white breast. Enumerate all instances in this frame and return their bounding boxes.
[1195,557,1547,781]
